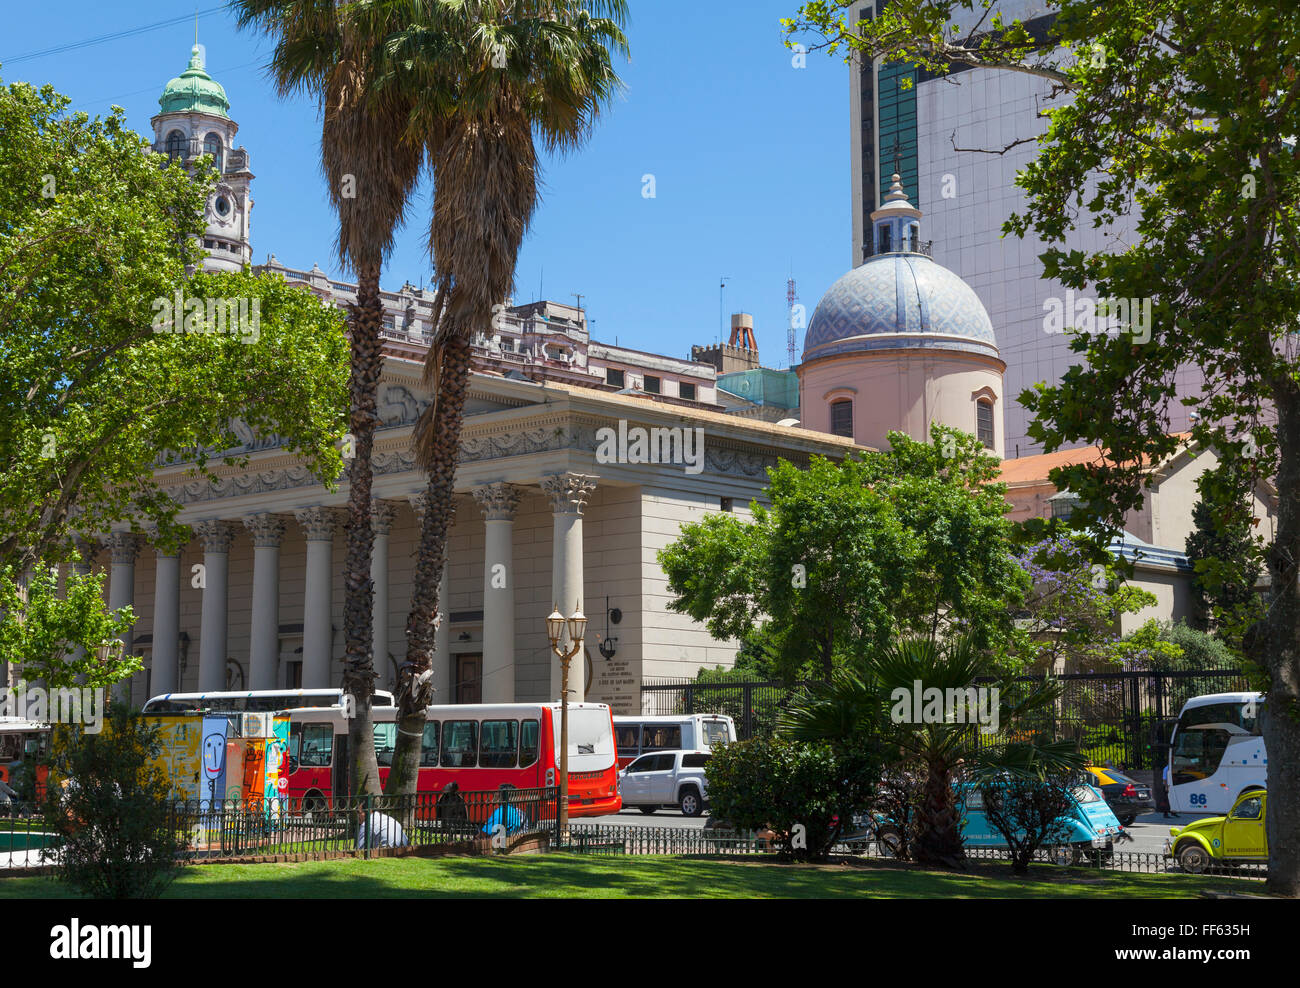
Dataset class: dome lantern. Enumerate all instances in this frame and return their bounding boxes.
[870,173,925,256]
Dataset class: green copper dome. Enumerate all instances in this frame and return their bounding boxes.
[158,46,230,119]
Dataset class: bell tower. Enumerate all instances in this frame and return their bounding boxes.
[151,44,254,273]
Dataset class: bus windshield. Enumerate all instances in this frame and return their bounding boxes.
[554,707,615,772]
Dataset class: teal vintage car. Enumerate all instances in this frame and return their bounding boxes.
[958,781,1124,863]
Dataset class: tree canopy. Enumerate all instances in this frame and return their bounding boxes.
[659,427,1028,679]
[0,79,351,574]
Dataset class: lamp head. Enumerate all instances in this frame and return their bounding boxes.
[567,608,587,642]
[546,608,566,644]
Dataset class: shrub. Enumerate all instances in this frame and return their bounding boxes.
[975,772,1077,875]
[41,705,184,898]
[704,736,880,861]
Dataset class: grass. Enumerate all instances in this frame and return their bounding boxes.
[0,853,1269,899]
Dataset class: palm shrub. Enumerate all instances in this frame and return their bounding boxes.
[782,636,1084,869]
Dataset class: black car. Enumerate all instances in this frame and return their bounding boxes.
[1085,767,1154,826]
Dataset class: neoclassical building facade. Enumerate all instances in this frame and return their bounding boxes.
[101,366,856,714]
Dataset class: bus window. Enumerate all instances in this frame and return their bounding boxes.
[420,722,440,767]
[292,723,334,768]
[441,720,477,768]
[480,720,518,768]
[520,720,540,768]
[615,723,640,753]
[1172,727,1230,785]
[0,734,21,761]
[373,723,397,768]
[642,725,681,751]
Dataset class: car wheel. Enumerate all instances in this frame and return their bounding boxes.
[637,805,657,815]
[1177,842,1210,874]
[876,825,904,858]
[679,788,703,817]
[1120,814,1136,827]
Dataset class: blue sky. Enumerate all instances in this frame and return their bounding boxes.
[1,1,853,367]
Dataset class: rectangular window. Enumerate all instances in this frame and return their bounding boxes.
[642,725,681,751]
[373,722,396,768]
[291,722,334,768]
[643,375,661,394]
[520,720,540,768]
[679,382,697,401]
[480,720,518,768]
[440,720,478,768]
[606,368,625,388]
[976,400,995,449]
[831,400,854,438]
[615,724,641,752]
[420,721,440,768]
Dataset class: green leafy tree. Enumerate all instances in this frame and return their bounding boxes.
[0,556,136,689]
[42,706,185,899]
[784,0,1300,898]
[0,79,350,578]
[1185,467,1265,640]
[660,427,1028,679]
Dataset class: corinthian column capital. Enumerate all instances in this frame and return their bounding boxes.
[472,482,522,521]
[541,473,597,516]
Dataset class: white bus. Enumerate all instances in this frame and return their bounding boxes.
[1167,691,1266,815]
[142,687,394,715]
[613,714,736,769]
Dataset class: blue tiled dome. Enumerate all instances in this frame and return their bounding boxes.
[803,252,998,362]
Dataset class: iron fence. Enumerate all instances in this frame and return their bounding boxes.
[0,786,560,871]
[642,668,1254,770]
[563,822,1267,879]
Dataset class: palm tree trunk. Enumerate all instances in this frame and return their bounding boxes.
[342,261,383,798]
[912,755,965,868]
[385,334,474,797]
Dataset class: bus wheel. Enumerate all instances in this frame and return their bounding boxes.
[302,791,326,819]
[1177,842,1210,874]
[679,788,702,817]
[876,825,904,858]
[638,805,657,815]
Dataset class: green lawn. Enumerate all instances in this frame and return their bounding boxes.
[0,854,1269,898]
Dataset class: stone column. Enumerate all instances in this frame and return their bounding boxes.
[371,501,399,690]
[542,473,596,703]
[473,483,521,703]
[410,492,451,703]
[150,536,183,696]
[244,513,285,692]
[296,507,337,689]
[106,532,142,704]
[195,520,235,693]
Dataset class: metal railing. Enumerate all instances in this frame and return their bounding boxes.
[562,822,1267,879]
[0,787,560,871]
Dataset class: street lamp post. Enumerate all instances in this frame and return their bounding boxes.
[546,604,586,837]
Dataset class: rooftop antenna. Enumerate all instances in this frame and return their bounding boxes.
[719,276,732,344]
[572,292,585,311]
[786,274,799,368]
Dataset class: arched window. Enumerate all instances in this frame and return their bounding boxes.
[204,133,223,172]
[976,398,995,449]
[830,399,854,438]
[165,130,187,162]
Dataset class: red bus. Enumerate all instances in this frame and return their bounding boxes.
[285,702,621,817]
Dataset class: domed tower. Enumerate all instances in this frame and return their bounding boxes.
[799,174,1005,457]
[151,45,254,273]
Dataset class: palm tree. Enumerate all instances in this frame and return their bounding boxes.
[782,636,1082,868]
[234,0,425,797]
[358,0,629,796]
